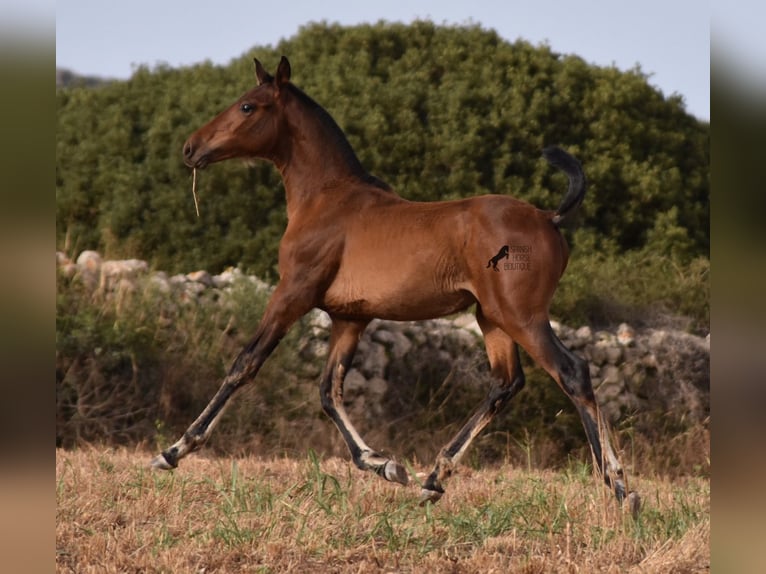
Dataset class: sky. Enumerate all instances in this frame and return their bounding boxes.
[54,0,713,120]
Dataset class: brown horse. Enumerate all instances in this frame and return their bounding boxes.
[152,56,638,512]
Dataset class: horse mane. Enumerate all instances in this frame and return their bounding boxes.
[287,84,392,191]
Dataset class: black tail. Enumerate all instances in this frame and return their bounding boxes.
[543,146,586,226]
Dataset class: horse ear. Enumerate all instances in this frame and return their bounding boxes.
[254,58,273,85]
[275,56,291,89]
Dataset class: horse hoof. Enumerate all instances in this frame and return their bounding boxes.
[419,488,443,506]
[150,453,175,471]
[627,491,641,518]
[383,460,409,485]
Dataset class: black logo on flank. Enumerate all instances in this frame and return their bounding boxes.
[486,245,510,271]
[486,245,533,271]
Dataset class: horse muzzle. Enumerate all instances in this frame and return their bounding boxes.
[182,138,212,169]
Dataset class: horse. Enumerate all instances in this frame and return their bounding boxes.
[152,56,639,513]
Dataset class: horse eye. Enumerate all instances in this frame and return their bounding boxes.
[240,103,253,114]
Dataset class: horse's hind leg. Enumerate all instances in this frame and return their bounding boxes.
[421,307,525,503]
[320,317,409,485]
[513,319,639,514]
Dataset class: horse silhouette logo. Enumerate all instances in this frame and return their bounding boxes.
[486,245,510,271]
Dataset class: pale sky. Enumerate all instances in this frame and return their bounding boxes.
[53,1,715,120]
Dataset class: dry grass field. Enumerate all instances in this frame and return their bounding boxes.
[56,447,709,573]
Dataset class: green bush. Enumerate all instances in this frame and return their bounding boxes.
[57,21,709,281]
[552,229,709,332]
[56,270,323,450]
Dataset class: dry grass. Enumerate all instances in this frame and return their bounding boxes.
[56,447,709,573]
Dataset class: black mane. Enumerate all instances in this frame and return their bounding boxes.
[287,84,392,191]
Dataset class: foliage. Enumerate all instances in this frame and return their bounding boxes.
[55,270,322,449]
[57,21,709,282]
[552,229,710,330]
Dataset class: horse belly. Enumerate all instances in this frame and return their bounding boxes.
[321,254,473,321]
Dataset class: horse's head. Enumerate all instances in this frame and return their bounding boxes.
[183,57,292,169]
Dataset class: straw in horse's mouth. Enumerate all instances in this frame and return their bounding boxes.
[191,168,200,218]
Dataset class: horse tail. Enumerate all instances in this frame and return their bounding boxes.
[543,146,586,226]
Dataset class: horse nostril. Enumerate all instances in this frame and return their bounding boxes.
[183,141,193,158]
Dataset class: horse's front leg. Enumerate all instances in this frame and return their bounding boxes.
[151,282,314,470]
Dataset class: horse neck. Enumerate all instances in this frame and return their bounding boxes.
[274,93,371,216]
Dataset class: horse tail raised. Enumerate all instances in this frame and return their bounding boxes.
[543,146,586,226]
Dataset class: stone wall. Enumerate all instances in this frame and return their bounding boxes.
[58,251,710,426]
